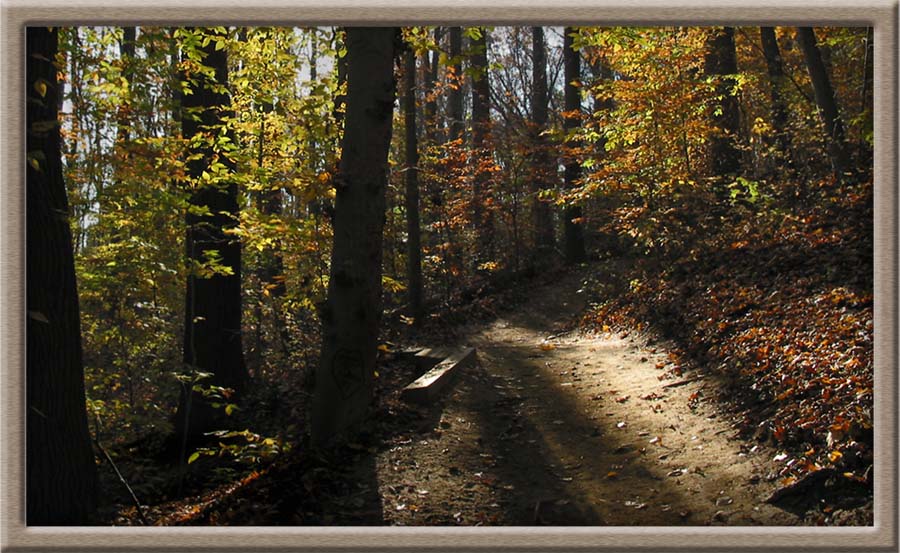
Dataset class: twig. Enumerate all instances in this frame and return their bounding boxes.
[662,375,705,389]
[95,439,150,526]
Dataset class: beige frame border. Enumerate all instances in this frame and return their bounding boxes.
[1,1,896,551]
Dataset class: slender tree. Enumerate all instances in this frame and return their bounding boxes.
[423,27,443,144]
[26,26,99,524]
[759,27,794,169]
[796,27,851,179]
[530,26,555,256]
[174,27,247,448]
[562,27,586,264]
[311,27,397,445]
[470,27,494,261]
[403,48,424,325]
[448,27,465,141]
[704,26,742,178]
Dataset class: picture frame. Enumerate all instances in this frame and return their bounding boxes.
[2,1,896,551]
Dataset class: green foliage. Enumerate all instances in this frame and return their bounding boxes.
[58,26,872,503]
[190,429,290,466]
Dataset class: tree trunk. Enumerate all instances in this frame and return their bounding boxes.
[704,26,742,178]
[424,27,442,144]
[759,27,794,169]
[311,27,397,446]
[530,26,555,256]
[403,49,424,326]
[448,27,465,141]
[796,27,852,179]
[174,27,247,449]
[562,28,586,264]
[858,26,873,165]
[470,27,494,262]
[26,26,99,525]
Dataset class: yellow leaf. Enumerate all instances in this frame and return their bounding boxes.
[34,80,47,98]
[829,450,843,462]
[28,157,40,172]
[539,343,556,351]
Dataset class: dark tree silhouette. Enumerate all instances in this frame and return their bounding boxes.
[470,27,494,261]
[174,27,247,449]
[704,26,742,178]
[403,48,424,326]
[26,26,99,525]
[759,27,794,170]
[530,26,555,256]
[448,27,465,141]
[796,27,851,179]
[311,27,397,445]
[562,27,586,264]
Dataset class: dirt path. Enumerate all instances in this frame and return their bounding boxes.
[374,270,801,525]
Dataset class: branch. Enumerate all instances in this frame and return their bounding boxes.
[95,439,150,525]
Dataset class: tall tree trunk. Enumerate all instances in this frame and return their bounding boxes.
[562,27,586,264]
[333,28,349,135]
[858,26,873,165]
[448,27,464,141]
[174,27,247,449]
[470,27,494,262]
[116,27,136,144]
[424,27,442,144]
[796,27,851,179]
[759,27,794,169]
[403,49,424,326]
[26,26,99,525]
[108,26,137,250]
[311,27,397,446]
[704,26,742,178]
[530,26,555,256]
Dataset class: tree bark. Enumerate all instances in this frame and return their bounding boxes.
[759,27,793,168]
[562,28,586,264]
[796,27,851,179]
[530,26,555,256]
[704,26,742,177]
[470,28,494,262]
[424,27,442,144]
[403,49,424,326]
[26,26,99,525]
[174,27,247,448]
[311,27,397,446]
[448,27,465,142]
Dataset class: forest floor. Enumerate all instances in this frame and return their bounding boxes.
[127,259,871,527]
[366,267,799,525]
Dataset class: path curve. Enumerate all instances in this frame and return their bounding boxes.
[376,270,799,525]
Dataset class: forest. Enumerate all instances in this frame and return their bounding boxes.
[26,25,873,526]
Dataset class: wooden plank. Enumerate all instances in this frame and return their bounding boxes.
[396,346,425,361]
[401,347,477,404]
[413,347,452,369]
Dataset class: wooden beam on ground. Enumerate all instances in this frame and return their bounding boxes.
[401,347,477,404]
[413,347,452,369]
